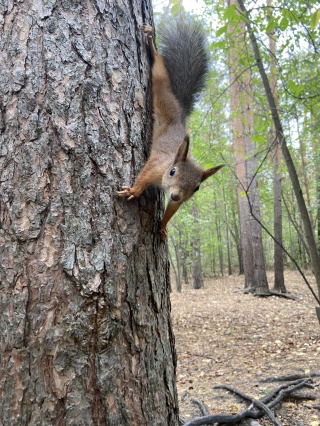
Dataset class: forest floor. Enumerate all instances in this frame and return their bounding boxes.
[170,270,320,426]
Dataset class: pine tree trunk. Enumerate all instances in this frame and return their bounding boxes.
[0,2,179,424]
[173,242,182,292]
[229,0,255,289]
[191,205,204,289]
[245,101,269,296]
[222,180,232,275]
[273,145,286,292]
[269,6,285,292]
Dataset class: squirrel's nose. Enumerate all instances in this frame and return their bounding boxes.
[170,192,181,202]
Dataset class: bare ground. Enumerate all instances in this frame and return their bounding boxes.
[170,270,320,426]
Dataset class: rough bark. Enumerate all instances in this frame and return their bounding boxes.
[0,1,179,425]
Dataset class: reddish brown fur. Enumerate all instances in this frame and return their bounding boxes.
[118,25,223,239]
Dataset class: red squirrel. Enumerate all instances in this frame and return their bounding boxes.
[118,21,224,239]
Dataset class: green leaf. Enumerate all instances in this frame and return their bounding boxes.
[210,40,227,49]
[288,79,296,92]
[279,16,289,30]
[295,84,305,96]
[216,25,228,37]
[171,3,182,15]
[288,79,305,96]
[251,135,265,143]
[266,18,278,33]
[224,4,237,20]
[311,8,320,29]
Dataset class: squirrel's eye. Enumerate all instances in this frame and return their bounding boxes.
[169,167,176,176]
[194,186,200,192]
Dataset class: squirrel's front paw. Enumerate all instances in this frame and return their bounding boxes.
[117,186,136,201]
[160,227,168,241]
[144,24,153,36]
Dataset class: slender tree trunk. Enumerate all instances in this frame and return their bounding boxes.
[230,208,243,274]
[229,0,256,290]
[181,247,190,285]
[0,2,179,424]
[214,196,224,276]
[317,175,320,254]
[296,112,314,227]
[268,3,286,292]
[245,99,269,295]
[273,144,286,291]
[172,241,182,292]
[191,205,204,289]
[237,0,320,301]
[222,178,232,275]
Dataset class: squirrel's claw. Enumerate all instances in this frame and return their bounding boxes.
[117,186,135,199]
[160,227,168,241]
[144,24,153,36]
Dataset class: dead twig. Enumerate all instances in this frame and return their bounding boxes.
[183,379,313,426]
[284,392,319,401]
[303,403,320,409]
[261,373,320,383]
[214,385,282,426]
[190,398,210,416]
[259,378,313,404]
[269,290,297,300]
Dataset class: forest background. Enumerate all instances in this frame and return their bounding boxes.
[153,0,320,302]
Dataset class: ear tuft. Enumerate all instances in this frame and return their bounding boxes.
[173,135,190,164]
[201,164,224,182]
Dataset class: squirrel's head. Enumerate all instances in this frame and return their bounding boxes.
[162,135,224,204]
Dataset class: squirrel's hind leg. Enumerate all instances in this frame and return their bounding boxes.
[144,25,158,59]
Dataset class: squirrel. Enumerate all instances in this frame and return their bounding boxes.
[118,20,224,240]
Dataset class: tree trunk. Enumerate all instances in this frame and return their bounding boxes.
[317,175,320,254]
[273,144,286,292]
[181,247,190,285]
[172,241,182,292]
[214,195,224,276]
[0,2,179,425]
[222,178,232,275]
[191,205,204,289]
[229,0,255,290]
[245,98,269,296]
[268,4,286,292]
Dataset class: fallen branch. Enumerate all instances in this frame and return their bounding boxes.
[214,385,281,426]
[259,378,313,404]
[190,398,210,416]
[284,392,319,401]
[269,290,297,300]
[182,379,313,426]
[261,373,320,383]
[303,403,320,410]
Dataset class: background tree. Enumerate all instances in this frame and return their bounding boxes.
[190,204,204,289]
[0,1,179,424]
[268,0,286,293]
[228,0,269,294]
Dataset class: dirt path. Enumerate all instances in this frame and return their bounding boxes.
[171,270,320,426]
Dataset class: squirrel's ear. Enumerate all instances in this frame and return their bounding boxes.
[201,164,224,182]
[174,135,189,164]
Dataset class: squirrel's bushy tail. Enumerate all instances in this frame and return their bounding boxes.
[158,19,208,117]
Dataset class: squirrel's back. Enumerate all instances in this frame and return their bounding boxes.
[158,19,208,118]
